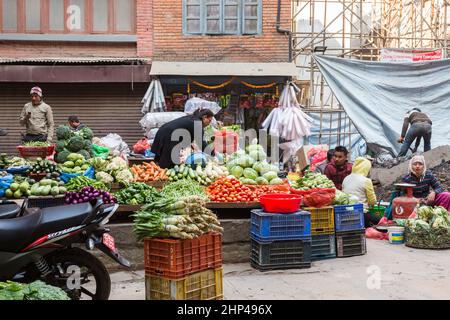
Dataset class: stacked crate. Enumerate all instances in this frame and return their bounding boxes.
[333,203,366,257]
[250,209,312,271]
[144,233,223,300]
[304,206,337,260]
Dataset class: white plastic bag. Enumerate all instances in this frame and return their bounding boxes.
[184,97,221,115]
[139,112,187,138]
[99,133,130,156]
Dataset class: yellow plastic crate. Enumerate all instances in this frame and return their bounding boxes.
[304,206,335,235]
[145,268,223,300]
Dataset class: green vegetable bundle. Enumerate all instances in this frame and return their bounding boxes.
[291,171,335,190]
[161,179,207,201]
[65,176,108,192]
[132,196,223,240]
[114,182,163,205]
[23,141,50,147]
[54,125,93,163]
[0,280,70,300]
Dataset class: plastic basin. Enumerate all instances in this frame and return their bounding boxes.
[259,193,302,214]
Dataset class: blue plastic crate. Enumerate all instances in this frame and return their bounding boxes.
[334,204,365,232]
[250,209,311,241]
[311,233,336,261]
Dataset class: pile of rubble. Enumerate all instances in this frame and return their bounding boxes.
[375,160,450,201]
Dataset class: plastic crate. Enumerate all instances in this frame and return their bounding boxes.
[250,238,312,271]
[250,209,311,241]
[304,206,335,235]
[145,268,223,300]
[144,233,222,279]
[334,204,365,232]
[17,145,54,158]
[336,229,367,257]
[27,196,65,208]
[311,233,336,260]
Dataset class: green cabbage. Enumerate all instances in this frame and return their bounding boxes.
[241,178,257,185]
[255,177,269,185]
[269,177,283,185]
[237,155,255,168]
[259,162,273,175]
[243,168,258,180]
[263,171,278,182]
[252,161,263,172]
[230,166,244,178]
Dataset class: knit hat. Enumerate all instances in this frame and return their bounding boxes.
[409,155,426,180]
[30,86,43,97]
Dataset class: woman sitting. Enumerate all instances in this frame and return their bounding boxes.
[342,157,381,227]
[402,155,450,211]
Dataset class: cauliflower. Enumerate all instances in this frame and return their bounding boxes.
[106,157,128,172]
[95,172,114,185]
[115,169,134,184]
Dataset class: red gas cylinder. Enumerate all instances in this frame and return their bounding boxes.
[392,183,418,219]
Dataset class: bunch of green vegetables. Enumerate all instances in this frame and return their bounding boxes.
[54,125,93,163]
[333,189,359,205]
[161,179,207,201]
[23,141,50,147]
[90,156,133,185]
[132,196,223,240]
[0,156,29,169]
[401,206,450,248]
[291,171,335,190]
[65,176,108,192]
[114,183,163,205]
[0,280,70,300]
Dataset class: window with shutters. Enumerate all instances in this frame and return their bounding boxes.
[183,0,262,35]
[0,0,135,34]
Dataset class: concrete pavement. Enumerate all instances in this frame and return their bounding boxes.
[109,238,450,300]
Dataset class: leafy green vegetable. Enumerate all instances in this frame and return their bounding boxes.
[161,180,207,201]
[56,125,72,140]
[0,280,70,300]
[243,168,258,180]
[230,165,244,178]
[55,150,71,163]
[67,136,84,153]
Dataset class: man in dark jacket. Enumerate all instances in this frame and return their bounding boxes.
[68,115,86,131]
[397,108,432,157]
[324,146,352,190]
[150,109,214,168]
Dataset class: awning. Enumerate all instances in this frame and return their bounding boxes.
[150,61,297,77]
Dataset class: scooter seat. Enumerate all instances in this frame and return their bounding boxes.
[0,203,21,219]
[0,203,94,253]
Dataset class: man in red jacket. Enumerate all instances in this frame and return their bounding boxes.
[324,146,352,190]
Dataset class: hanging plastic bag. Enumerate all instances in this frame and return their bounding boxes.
[133,138,150,155]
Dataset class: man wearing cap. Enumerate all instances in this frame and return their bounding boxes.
[397,107,432,157]
[19,87,54,143]
[68,115,85,131]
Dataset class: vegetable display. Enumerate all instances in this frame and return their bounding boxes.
[227,144,283,185]
[333,189,359,205]
[4,181,33,198]
[0,155,29,169]
[0,280,70,300]
[166,162,228,185]
[291,171,335,190]
[29,179,66,197]
[58,153,90,174]
[132,196,223,240]
[29,158,61,175]
[114,183,163,205]
[65,176,108,192]
[65,187,117,205]
[54,125,93,163]
[206,177,259,202]
[131,162,168,182]
[403,206,450,248]
[161,179,207,201]
[23,141,50,147]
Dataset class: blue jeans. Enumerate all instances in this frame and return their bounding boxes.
[398,122,432,156]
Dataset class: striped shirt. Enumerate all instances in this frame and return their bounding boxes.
[401,170,443,198]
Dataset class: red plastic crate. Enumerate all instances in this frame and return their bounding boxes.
[144,233,222,279]
[17,145,55,157]
[260,193,302,213]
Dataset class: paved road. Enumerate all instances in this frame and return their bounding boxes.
[109,239,450,300]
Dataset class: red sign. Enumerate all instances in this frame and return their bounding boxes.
[380,48,442,62]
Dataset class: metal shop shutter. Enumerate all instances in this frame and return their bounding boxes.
[0,83,147,155]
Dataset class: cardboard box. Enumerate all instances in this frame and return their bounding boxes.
[296,144,329,170]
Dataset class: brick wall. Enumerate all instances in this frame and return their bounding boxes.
[0,1,153,59]
[152,0,291,62]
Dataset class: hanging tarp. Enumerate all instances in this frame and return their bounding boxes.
[313,54,450,155]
